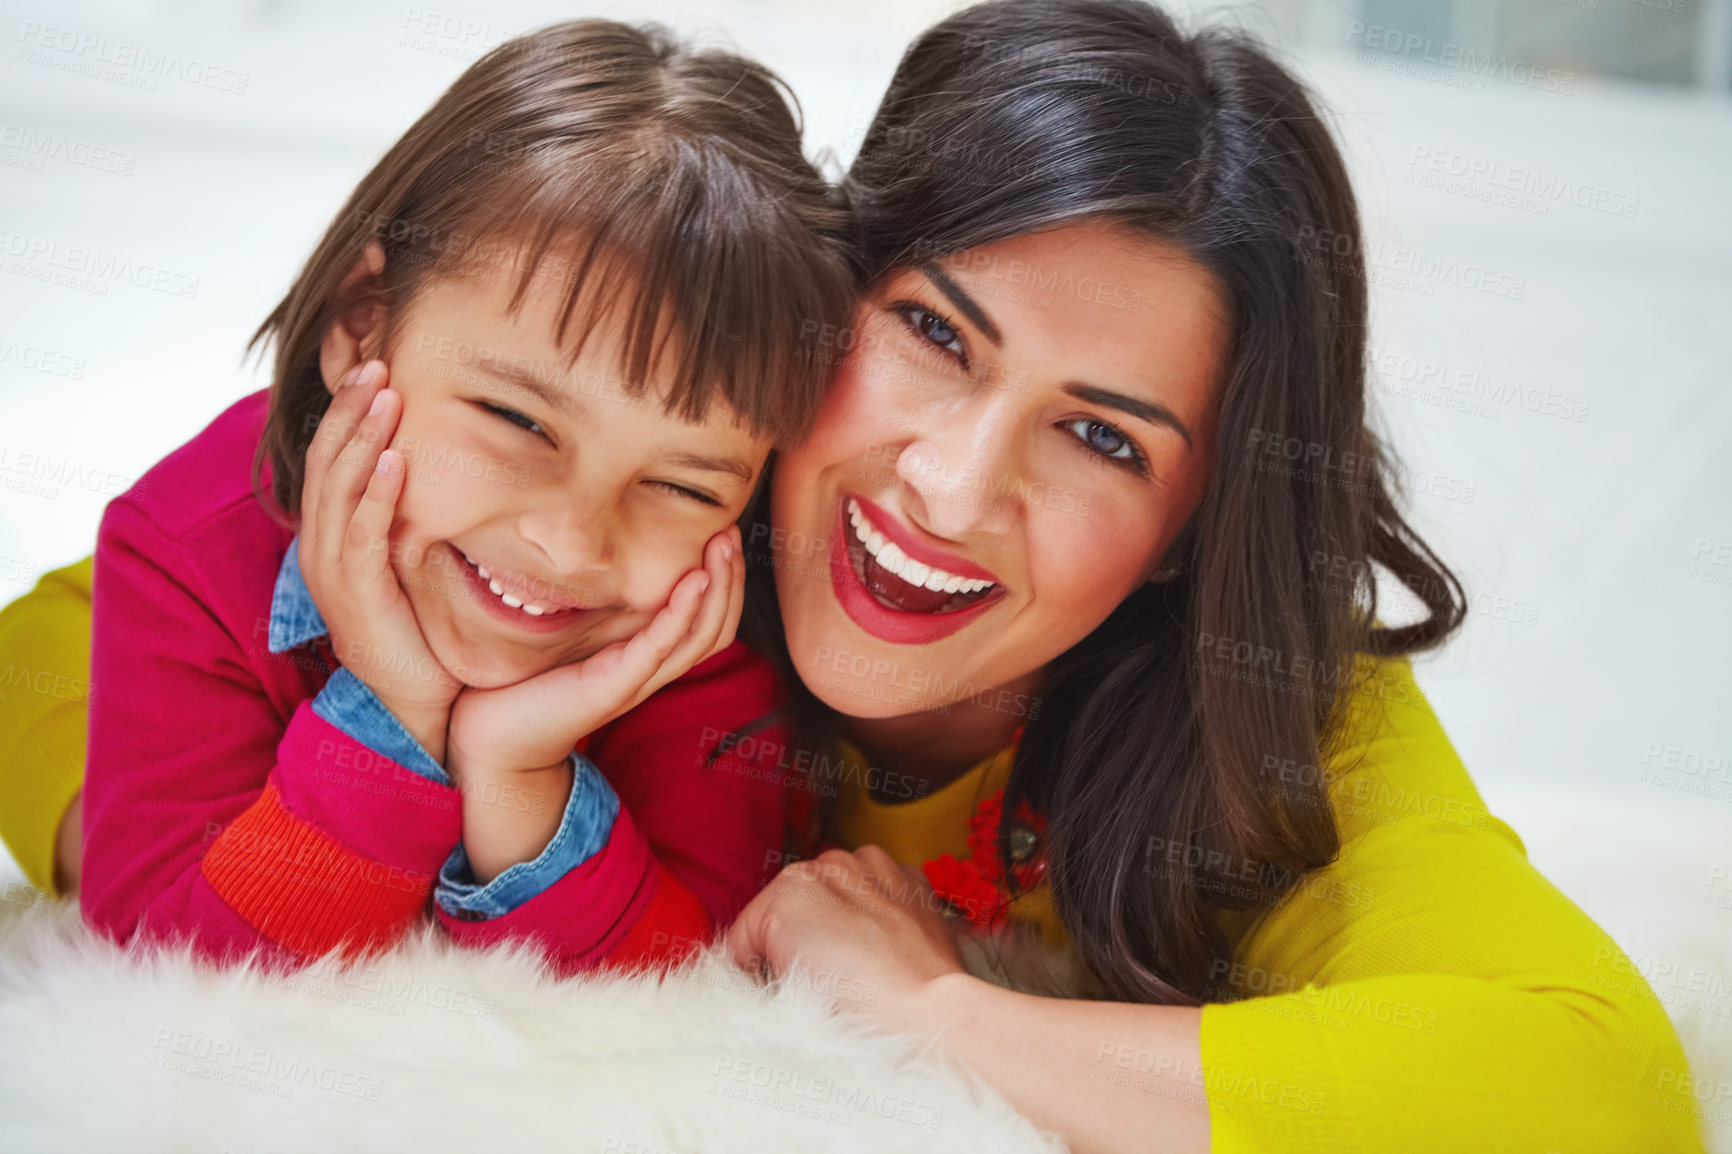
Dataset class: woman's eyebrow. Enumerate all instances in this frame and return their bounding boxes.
[1063,382,1194,451]
[918,263,1002,345]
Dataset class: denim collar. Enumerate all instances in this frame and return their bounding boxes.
[266,535,328,654]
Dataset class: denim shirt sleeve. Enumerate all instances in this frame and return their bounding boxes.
[310,667,450,786]
[434,751,621,920]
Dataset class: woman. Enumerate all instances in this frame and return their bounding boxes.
[720,2,1703,1152]
[0,1,1703,1150]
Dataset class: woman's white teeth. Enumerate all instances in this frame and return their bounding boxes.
[846,499,994,594]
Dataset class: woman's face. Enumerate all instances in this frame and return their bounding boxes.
[771,220,1228,718]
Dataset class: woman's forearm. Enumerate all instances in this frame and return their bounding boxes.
[916,972,1210,1154]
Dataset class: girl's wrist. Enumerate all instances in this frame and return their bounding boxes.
[460,755,575,883]
[385,699,451,767]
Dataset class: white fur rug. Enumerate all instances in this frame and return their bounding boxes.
[0,898,1061,1154]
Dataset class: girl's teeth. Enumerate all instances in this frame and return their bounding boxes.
[471,558,555,616]
[845,498,996,595]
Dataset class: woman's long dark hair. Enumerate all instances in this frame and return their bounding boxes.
[742,0,1465,1005]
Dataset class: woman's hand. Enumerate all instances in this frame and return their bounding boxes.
[725,846,968,1032]
[299,361,462,763]
[443,522,744,881]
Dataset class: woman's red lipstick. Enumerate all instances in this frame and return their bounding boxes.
[828,493,1004,645]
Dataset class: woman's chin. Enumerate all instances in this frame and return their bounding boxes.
[795,660,951,720]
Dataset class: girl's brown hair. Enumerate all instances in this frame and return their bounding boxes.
[249,19,853,518]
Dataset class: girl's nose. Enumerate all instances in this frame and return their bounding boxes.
[517,501,611,578]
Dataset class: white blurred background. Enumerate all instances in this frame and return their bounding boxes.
[2,0,1729,1138]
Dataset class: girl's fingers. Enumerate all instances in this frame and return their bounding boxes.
[637,531,737,701]
[315,381,399,567]
[683,530,737,663]
[346,448,405,593]
[715,524,747,661]
[302,360,386,527]
[327,381,399,508]
[580,568,711,711]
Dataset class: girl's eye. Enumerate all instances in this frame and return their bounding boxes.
[1062,417,1149,473]
[893,303,968,368]
[648,479,722,507]
[480,401,549,440]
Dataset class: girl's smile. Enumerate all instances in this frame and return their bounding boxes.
[447,543,611,634]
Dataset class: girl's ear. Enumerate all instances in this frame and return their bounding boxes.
[318,240,388,396]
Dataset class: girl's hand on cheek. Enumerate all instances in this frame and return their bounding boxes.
[443,524,743,881]
[300,361,463,763]
[724,846,969,1033]
[446,522,745,780]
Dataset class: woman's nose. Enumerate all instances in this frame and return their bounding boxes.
[891,402,1021,542]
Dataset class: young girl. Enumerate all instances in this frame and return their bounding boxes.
[57,19,852,973]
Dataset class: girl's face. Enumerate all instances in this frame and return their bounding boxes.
[367,264,769,689]
[771,220,1227,717]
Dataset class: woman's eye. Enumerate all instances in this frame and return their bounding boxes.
[894,304,967,366]
[1063,417,1147,471]
[481,402,547,439]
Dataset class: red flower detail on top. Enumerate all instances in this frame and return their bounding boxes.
[924,769,1049,930]
[922,854,1001,927]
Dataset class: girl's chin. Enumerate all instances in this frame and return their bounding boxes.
[427,638,552,690]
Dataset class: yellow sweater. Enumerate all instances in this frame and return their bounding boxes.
[832,656,1708,1153]
[0,563,1708,1150]
[0,557,92,895]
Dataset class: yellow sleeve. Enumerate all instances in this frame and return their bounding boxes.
[0,556,94,895]
[1198,655,1707,1153]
